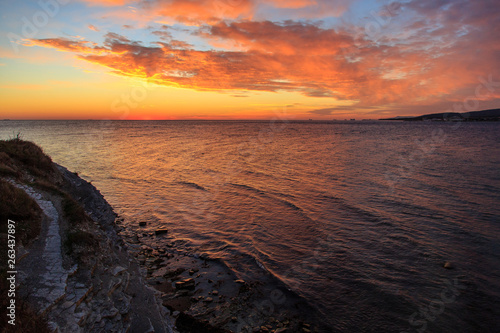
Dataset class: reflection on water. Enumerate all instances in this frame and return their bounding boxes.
[1,120,499,332]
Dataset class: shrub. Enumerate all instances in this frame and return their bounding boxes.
[0,179,42,245]
[62,197,90,225]
[63,230,98,256]
[0,139,54,178]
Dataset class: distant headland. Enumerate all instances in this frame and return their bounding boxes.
[380,108,500,121]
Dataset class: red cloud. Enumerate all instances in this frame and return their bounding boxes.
[27,25,430,105]
[89,0,349,24]
[141,0,255,24]
[31,0,500,111]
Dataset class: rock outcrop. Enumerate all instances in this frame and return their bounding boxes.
[7,158,174,332]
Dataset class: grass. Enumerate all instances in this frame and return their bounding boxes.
[31,179,65,196]
[0,138,55,179]
[62,196,91,225]
[61,196,100,260]
[0,178,48,332]
[63,230,98,259]
[0,283,51,333]
[0,179,42,245]
[0,137,87,331]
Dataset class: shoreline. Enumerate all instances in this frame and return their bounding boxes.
[0,138,174,332]
[1,139,318,332]
[119,217,320,332]
[60,165,320,332]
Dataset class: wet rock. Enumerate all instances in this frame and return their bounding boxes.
[164,296,192,312]
[129,235,140,244]
[155,229,169,236]
[176,312,232,333]
[235,279,249,292]
[152,266,170,278]
[175,289,191,297]
[443,261,454,269]
[147,277,165,285]
[175,278,195,290]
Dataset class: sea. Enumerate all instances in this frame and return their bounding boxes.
[1,120,499,332]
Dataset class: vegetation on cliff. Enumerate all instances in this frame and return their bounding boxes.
[0,138,173,332]
[0,137,53,332]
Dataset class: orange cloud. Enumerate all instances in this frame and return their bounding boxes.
[29,0,500,112]
[142,0,255,24]
[25,26,416,105]
[266,0,317,9]
[80,0,130,6]
[28,38,107,54]
[116,0,349,25]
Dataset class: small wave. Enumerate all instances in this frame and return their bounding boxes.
[178,181,207,191]
[228,182,264,194]
[275,197,302,211]
[322,194,385,223]
[230,183,304,213]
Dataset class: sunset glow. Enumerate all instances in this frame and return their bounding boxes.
[1,0,499,119]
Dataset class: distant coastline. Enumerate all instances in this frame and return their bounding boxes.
[380,108,500,121]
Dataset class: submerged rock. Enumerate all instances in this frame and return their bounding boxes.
[155,229,169,235]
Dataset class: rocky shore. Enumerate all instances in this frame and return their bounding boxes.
[9,168,173,331]
[1,139,316,333]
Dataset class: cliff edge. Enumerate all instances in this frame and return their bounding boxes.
[0,138,174,332]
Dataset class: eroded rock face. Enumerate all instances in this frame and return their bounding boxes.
[15,165,175,333]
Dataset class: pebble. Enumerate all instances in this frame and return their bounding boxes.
[274,328,288,333]
[175,278,195,290]
[443,261,454,269]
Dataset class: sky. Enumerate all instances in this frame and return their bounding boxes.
[0,0,499,120]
